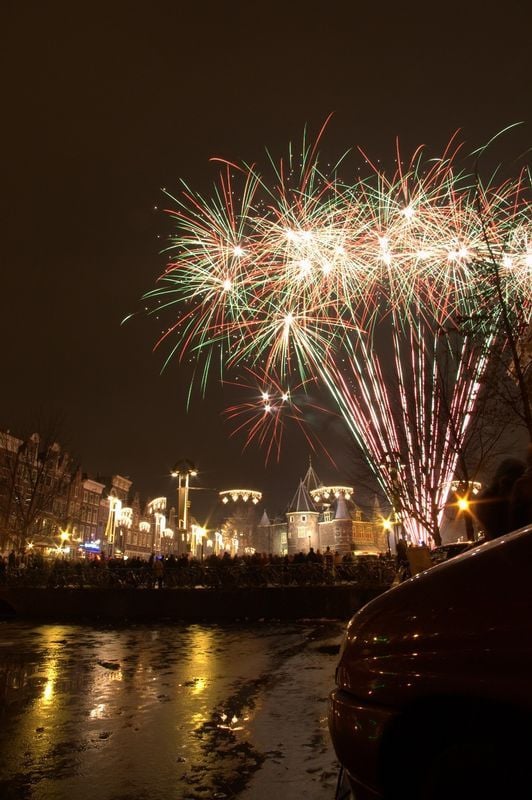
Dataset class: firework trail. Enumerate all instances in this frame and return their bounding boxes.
[138,127,531,543]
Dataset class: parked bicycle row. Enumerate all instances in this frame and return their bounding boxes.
[1,553,396,589]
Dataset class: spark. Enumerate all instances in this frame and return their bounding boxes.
[137,130,531,542]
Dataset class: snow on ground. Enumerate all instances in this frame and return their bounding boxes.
[240,622,344,799]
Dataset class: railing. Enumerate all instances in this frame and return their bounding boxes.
[1,559,396,590]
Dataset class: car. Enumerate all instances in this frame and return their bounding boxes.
[328,525,532,800]
[429,540,475,565]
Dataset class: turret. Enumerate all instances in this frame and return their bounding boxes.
[334,494,353,555]
[286,480,319,555]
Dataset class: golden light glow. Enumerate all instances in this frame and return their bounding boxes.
[191,677,206,694]
[219,489,262,504]
[311,485,354,503]
[457,496,470,512]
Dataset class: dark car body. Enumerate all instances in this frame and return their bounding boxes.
[329,526,532,800]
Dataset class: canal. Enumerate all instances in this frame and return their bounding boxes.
[0,618,345,799]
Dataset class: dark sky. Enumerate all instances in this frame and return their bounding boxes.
[1,0,530,522]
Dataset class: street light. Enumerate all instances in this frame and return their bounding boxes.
[381,517,393,556]
[379,451,407,544]
[171,460,197,554]
[450,481,481,542]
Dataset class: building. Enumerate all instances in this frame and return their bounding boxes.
[286,480,320,555]
[66,469,106,548]
[0,430,73,552]
[255,462,387,557]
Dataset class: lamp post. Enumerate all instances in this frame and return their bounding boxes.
[382,518,393,556]
[171,460,197,555]
[380,451,406,544]
[58,529,70,559]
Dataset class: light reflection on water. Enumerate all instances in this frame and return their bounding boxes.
[0,619,340,799]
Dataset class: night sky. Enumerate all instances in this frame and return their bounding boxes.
[2,1,530,523]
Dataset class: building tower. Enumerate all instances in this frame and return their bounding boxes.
[302,457,321,494]
[286,479,319,555]
[333,493,353,555]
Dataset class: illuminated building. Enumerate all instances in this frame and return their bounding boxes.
[256,463,387,556]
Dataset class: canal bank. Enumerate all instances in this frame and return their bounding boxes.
[0,583,382,621]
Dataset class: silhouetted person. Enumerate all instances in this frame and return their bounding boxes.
[475,458,525,540]
[396,538,408,568]
[152,557,164,588]
[509,445,532,531]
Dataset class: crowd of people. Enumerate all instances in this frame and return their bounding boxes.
[0,547,396,589]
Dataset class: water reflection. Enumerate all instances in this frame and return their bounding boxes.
[0,619,342,800]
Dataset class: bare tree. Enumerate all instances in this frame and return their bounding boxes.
[0,420,73,552]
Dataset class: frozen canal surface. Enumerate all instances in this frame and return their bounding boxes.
[0,619,346,799]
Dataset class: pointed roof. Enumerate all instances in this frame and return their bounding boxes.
[289,480,318,514]
[302,456,321,493]
[258,509,271,527]
[335,494,350,520]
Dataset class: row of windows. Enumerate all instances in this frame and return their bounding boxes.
[82,490,100,504]
[124,531,149,548]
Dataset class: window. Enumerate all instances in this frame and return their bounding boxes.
[289,515,294,522]
[301,515,306,522]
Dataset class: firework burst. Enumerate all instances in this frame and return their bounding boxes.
[222,366,336,464]
[137,127,531,544]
